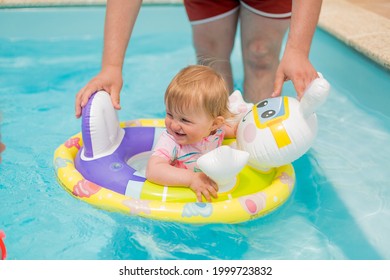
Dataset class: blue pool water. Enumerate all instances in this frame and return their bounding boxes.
[1,5,390,260]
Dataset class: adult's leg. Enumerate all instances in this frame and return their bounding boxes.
[240,7,290,103]
[191,11,239,93]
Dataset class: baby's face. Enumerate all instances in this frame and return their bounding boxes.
[164,107,216,145]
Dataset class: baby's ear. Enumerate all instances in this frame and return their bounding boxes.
[211,116,225,130]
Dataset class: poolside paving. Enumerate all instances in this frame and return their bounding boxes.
[319,0,390,70]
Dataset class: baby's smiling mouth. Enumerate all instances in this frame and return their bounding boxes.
[174,131,186,137]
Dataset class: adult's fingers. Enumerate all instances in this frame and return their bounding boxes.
[75,84,101,118]
[272,71,287,98]
[75,86,88,118]
[292,78,306,100]
[110,87,121,110]
[81,86,98,108]
[293,73,319,100]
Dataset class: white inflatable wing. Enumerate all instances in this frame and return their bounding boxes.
[197,146,249,193]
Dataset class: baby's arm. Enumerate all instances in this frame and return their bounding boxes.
[146,156,218,202]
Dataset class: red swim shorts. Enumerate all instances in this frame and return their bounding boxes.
[184,0,292,24]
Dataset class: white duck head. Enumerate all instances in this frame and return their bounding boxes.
[236,75,330,171]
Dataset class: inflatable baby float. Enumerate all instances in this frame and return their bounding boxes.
[54,75,330,224]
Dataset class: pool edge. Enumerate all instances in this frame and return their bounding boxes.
[319,0,390,72]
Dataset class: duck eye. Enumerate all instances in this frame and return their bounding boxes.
[261,110,276,118]
[257,100,268,108]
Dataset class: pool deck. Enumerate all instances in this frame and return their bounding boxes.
[1,0,389,71]
[319,0,390,71]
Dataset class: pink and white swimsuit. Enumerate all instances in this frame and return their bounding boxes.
[152,129,225,172]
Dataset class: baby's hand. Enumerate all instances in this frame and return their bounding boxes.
[189,173,218,202]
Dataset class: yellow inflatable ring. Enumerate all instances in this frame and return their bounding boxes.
[54,119,295,224]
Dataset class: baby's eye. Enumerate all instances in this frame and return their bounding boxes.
[166,112,173,118]
[181,118,191,123]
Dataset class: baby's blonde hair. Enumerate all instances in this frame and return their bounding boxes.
[165,65,232,119]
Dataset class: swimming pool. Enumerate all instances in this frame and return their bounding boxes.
[1,5,390,260]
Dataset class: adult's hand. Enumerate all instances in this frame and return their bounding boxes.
[272,46,318,100]
[75,65,123,118]
[272,0,323,99]
[75,0,143,118]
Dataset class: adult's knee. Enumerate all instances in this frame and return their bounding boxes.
[245,39,279,71]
